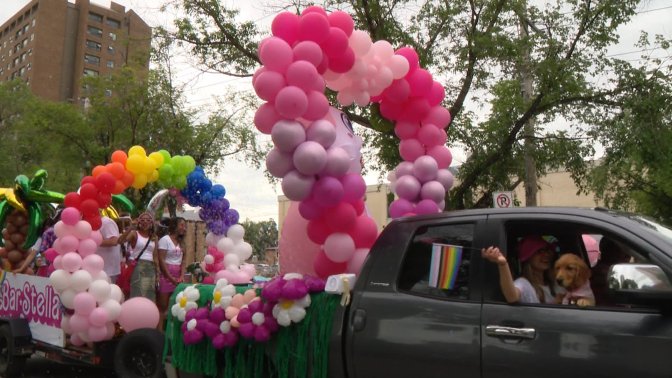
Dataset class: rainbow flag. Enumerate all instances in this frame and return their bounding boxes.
[429,244,464,290]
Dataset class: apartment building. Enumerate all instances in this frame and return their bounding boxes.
[0,0,151,103]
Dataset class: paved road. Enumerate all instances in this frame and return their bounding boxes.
[19,356,117,378]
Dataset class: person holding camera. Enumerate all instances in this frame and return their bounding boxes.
[118,212,159,301]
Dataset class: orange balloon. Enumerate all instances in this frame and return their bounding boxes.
[111,150,128,165]
[92,165,107,177]
[108,162,126,179]
[121,171,135,187]
[112,180,126,194]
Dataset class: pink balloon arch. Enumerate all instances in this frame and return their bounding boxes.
[256,6,454,277]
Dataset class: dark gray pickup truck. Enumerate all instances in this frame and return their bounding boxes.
[329,207,672,378]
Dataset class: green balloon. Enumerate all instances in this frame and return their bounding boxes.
[112,194,137,216]
[31,169,48,190]
[159,150,172,164]
[0,200,10,247]
[184,156,196,174]
[174,175,187,189]
[22,202,43,250]
[159,163,174,179]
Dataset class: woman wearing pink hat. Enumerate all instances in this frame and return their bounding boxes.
[482,236,563,304]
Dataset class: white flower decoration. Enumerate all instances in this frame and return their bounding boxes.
[171,285,200,322]
[211,278,236,310]
[272,294,311,327]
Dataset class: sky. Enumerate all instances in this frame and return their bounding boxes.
[1,0,671,222]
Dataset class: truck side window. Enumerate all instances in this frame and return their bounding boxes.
[397,223,474,300]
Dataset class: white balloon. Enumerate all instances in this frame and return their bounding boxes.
[224,253,240,267]
[109,284,124,302]
[70,270,93,292]
[59,289,77,309]
[94,270,110,282]
[234,242,253,261]
[49,269,72,293]
[226,224,245,242]
[89,279,112,303]
[216,237,235,253]
[100,299,121,321]
[204,255,215,264]
[205,232,224,247]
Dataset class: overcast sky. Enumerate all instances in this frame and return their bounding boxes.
[1,0,671,222]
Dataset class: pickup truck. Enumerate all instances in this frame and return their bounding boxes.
[327,207,672,378]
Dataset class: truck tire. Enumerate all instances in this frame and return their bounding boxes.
[0,324,27,378]
[114,328,165,378]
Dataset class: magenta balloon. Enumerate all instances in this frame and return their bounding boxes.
[328,47,355,73]
[61,207,81,226]
[271,12,300,45]
[389,198,414,218]
[322,27,349,56]
[394,121,419,140]
[275,86,309,119]
[395,47,419,73]
[427,81,446,106]
[324,233,356,263]
[293,141,328,176]
[313,250,347,278]
[395,175,421,201]
[415,199,440,215]
[326,202,357,233]
[306,119,336,147]
[421,180,446,203]
[378,99,403,120]
[436,169,455,190]
[307,218,330,245]
[298,12,330,44]
[252,66,265,87]
[303,91,329,120]
[427,145,453,169]
[253,70,286,102]
[281,170,315,201]
[271,119,306,152]
[323,147,351,177]
[395,161,415,177]
[293,41,323,67]
[351,215,379,248]
[301,5,328,17]
[408,69,433,96]
[341,173,366,202]
[413,155,439,182]
[266,147,295,178]
[417,123,446,147]
[399,139,425,162]
[313,176,344,207]
[254,102,282,135]
[286,60,321,91]
[347,248,369,274]
[383,79,411,103]
[316,53,330,74]
[298,198,324,220]
[328,11,354,36]
[423,106,452,129]
[259,37,293,72]
[401,98,431,123]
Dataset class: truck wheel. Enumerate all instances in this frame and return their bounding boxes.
[114,328,165,378]
[0,324,26,378]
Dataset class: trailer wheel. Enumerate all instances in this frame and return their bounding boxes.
[114,328,165,378]
[0,324,26,378]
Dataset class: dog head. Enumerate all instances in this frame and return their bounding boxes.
[555,253,591,291]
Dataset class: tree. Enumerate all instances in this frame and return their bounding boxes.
[160,1,669,214]
[240,218,278,261]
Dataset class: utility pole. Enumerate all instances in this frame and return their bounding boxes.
[518,8,538,207]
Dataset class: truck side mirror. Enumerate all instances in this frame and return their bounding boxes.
[608,263,672,304]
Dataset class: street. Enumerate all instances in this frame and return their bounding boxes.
[19,356,117,378]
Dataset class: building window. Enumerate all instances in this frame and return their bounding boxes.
[84,54,100,66]
[20,52,26,62]
[22,39,27,48]
[107,45,115,54]
[32,19,36,27]
[19,66,26,76]
[88,13,103,23]
[106,60,114,68]
[106,19,121,29]
[108,32,117,41]
[86,40,101,51]
[83,68,99,76]
[87,26,103,38]
[22,24,29,33]
[105,89,112,97]
[30,33,34,41]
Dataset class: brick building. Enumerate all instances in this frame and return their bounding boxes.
[0,0,151,103]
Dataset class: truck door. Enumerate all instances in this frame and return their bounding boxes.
[481,215,672,378]
[345,217,486,378]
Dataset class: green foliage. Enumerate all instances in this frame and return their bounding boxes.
[240,218,279,261]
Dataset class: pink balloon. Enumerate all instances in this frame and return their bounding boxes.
[279,202,320,276]
[53,255,63,270]
[328,47,355,73]
[303,91,329,120]
[427,145,453,169]
[253,70,286,102]
[394,121,419,140]
[298,12,330,44]
[306,119,336,147]
[44,248,58,262]
[415,199,440,215]
[401,98,431,122]
[417,123,446,147]
[328,11,354,36]
[271,119,306,153]
[90,230,103,245]
[215,269,235,283]
[266,147,295,178]
[88,325,108,342]
[395,175,421,201]
[59,235,80,254]
[259,37,293,72]
[427,81,445,106]
[293,41,323,67]
[298,198,324,220]
[61,207,81,226]
[118,297,160,332]
[378,99,403,120]
[313,176,344,207]
[384,79,411,103]
[313,250,347,278]
[69,314,90,333]
[62,252,83,272]
[70,333,84,346]
[202,276,215,284]
[230,271,251,284]
[396,47,419,73]
[421,181,446,203]
[73,292,97,315]
[341,173,366,202]
[326,202,356,233]
[271,12,300,45]
[88,307,109,327]
[293,141,328,175]
[322,27,349,56]
[399,139,425,162]
[407,69,433,97]
[78,238,98,257]
[323,147,351,177]
[324,233,355,263]
[301,5,328,17]
[413,155,439,182]
[347,248,370,274]
[395,161,415,177]
[275,86,309,119]
[316,52,330,74]
[281,170,315,201]
[423,106,452,129]
[82,254,104,275]
[252,66,266,87]
[254,103,282,135]
[286,61,321,92]
[436,169,455,190]
[73,220,93,240]
[307,218,330,245]
[350,215,379,248]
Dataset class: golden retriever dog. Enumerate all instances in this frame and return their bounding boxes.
[555,253,595,307]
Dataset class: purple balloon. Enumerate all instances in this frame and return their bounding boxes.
[341,173,366,202]
[281,279,309,300]
[436,169,454,190]
[271,120,306,153]
[394,161,414,178]
[281,170,315,201]
[415,199,440,215]
[313,176,344,207]
[389,198,414,218]
[323,147,351,177]
[293,141,327,175]
[395,175,421,201]
[306,119,336,148]
[298,198,324,220]
[266,147,295,178]
[413,155,439,183]
[420,180,446,203]
[224,209,240,225]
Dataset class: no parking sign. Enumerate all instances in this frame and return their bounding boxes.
[493,191,514,208]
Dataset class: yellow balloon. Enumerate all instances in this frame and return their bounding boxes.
[131,173,148,189]
[100,206,119,220]
[148,170,159,182]
[148,152,164,168]
[142,157,155,175]
[0,188,26,212]
[128,145,146,157]
[125,155,144,173]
